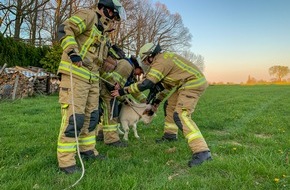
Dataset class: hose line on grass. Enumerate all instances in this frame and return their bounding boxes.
[64,63,85,190]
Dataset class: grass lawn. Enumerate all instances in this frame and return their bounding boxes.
[0,85,289,189]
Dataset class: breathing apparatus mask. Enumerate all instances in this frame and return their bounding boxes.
[96,0,126,27]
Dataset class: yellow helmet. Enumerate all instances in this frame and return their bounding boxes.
[139,42,161,61]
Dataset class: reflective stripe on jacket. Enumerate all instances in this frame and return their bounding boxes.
[145,52,207,90]
[59,61,99,82]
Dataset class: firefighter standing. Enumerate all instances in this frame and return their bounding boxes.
[111,42,212,167]
[56,0,126,174]
[97,45,146,147]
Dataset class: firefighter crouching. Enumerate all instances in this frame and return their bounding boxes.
[56,0,126,174]
[96,45,147,147]
[111,42,212,167]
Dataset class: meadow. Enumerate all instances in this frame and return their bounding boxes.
[0,85,289,190]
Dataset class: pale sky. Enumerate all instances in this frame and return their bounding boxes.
[152,0,290,83]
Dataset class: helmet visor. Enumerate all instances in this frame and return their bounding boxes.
[137,56,150,73]
[113,0,127,20]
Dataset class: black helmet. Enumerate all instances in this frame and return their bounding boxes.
[98,0,126,21]
[129,55,141,69]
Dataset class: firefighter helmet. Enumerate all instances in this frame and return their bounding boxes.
[129,55,141,69]
[139,42,161,61]
[97,0,126,21]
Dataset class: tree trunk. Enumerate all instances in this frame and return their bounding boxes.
[53,0,62,44]
[30,0,39,45]
[14,0,23,40]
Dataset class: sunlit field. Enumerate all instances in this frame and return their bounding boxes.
[0,85,289,190]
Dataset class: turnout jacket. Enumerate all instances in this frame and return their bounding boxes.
[125,52,207,96]
[57,9,110,82]
[102,59,146,102]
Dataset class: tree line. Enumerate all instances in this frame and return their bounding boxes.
[245,66,290,84]
[0,0,205,72]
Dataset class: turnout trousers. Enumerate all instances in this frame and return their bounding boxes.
[164,83,209,154]
[57,74,100,168]
[98,83,120,144]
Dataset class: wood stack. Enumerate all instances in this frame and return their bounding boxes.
[0,65,60,100]
[0,71,33,99]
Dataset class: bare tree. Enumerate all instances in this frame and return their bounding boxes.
[1,0,201,64]
[30,0,39,45]
[269,65,290,82]
[111,0,192,57]
[44,0,94,44]
[0,1,17,36]
[0,0,49,41]
[181,50,205,71]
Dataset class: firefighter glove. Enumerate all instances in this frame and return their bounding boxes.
[68,50,82,63]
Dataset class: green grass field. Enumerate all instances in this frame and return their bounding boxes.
[0,85,289,190]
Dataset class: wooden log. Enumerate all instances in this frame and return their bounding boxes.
[32,68,41,84]
[0,63,7,75]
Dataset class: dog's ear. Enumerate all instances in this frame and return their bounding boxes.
[143,109,154,116]
[142,109,148,115]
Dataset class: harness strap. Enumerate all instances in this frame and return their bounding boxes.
[124,98,144,119]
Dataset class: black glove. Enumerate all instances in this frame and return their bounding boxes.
[68,50,82,63]
[152,99,161,112]
[146,82,164,104]
[69,54,82,63]
[153,99,161,105]
[118,88,126,96]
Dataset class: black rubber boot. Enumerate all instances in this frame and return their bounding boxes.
[188,151,212,167]
[59,165,81,174]
[96,130,104,141]
[80,150,107,160]
[106,140,128,147]
[155,133,178,143]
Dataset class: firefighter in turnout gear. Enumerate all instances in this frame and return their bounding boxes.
[56,0,126,174]
[111,42,212,167]
[96,45,147,147]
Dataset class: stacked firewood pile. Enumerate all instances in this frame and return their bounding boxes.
[0,71,33,99]
[0,65,60,100]
[34,75,60,95]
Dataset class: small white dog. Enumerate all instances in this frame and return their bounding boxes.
[118,99,155,141]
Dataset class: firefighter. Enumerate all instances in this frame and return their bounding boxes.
[56,0,126,174]
[111,42,212,167]
[96,45,147,147]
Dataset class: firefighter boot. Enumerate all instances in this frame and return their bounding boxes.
[80,150,107,160]
[96,130,104,141]
[59,165,81,174]
[188,151,212,167]
[155,133,178,143]
[106,140,128,147]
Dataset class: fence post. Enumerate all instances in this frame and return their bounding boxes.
[12,75,19,100]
